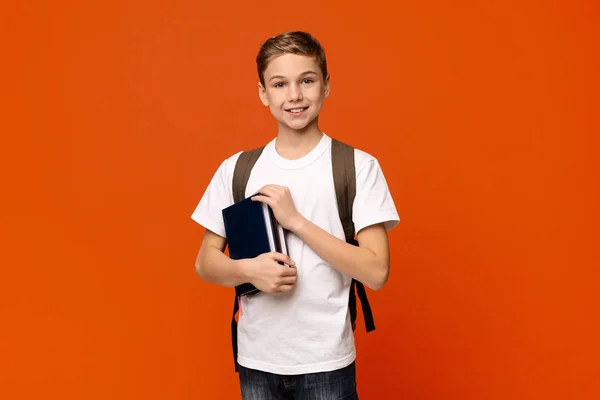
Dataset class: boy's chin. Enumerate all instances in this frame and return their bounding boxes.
[280,117,317,131]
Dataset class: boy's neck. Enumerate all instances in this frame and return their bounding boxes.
[275,121,324,161]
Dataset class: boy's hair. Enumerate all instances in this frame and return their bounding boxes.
[256,31,328,86]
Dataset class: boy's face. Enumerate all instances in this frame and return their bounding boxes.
[258,53,330,132]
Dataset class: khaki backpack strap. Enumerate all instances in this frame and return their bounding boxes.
[331,138,357,243]
[232,146,265,203]
[331,138,376,333]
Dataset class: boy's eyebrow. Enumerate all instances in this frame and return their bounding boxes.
[268,70,318,81]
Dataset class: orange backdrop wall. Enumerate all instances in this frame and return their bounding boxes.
[2,0,599,399]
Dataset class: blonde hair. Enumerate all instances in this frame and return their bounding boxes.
[256,31,328,86]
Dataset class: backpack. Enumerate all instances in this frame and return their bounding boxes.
[228,138,376,372]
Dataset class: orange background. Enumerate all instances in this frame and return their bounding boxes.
[2,0,599,399]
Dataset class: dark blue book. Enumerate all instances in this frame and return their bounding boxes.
[222,194,289,297]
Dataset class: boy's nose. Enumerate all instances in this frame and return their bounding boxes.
[287,85,303,102]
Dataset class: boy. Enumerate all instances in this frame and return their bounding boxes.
[191,31,399,399]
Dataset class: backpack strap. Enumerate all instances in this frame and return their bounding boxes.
[331,139,356,244]
[232,147,265,203]
[231,294,240,372]
[229,146,265,372]
[331,138,376,333]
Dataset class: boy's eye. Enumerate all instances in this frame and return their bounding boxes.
[274,82,284,88]
[302,79,313,84]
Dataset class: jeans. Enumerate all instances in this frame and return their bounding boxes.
[238,362,359,400]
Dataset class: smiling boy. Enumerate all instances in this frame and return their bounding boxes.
[191,31,399,399]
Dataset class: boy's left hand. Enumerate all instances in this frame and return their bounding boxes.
[251,185,304,232]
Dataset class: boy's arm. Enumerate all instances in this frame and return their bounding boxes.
[294,218,390,291]
[251,185,392,291]
[195,229,248,288]
[195,229,298,292]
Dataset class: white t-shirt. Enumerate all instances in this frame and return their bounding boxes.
[191,133,399,375]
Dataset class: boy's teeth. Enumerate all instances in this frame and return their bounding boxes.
[290,108,305,112]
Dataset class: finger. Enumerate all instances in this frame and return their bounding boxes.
[269,252,295,266]
[278,268,297,279]
[282,259,297,269]
[251,195,274,206]
[272,186,290,197]
[254,186,276,197]
[266,185,285,194]
[278,276,297,285]
[263,186,287,200]
[277,284,294,293]
[258,186,278,197]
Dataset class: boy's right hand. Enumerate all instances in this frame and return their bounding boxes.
[245,252,297,294]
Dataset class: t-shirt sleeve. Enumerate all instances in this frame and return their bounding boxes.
[352,158,400,234]
[190,157,236,238]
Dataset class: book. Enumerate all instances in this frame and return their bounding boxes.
[222,194,289,297]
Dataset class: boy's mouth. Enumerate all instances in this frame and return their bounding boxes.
[285,106,309,115]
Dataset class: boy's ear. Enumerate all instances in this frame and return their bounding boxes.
[258,82,269,106]
[324,75,331,98]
